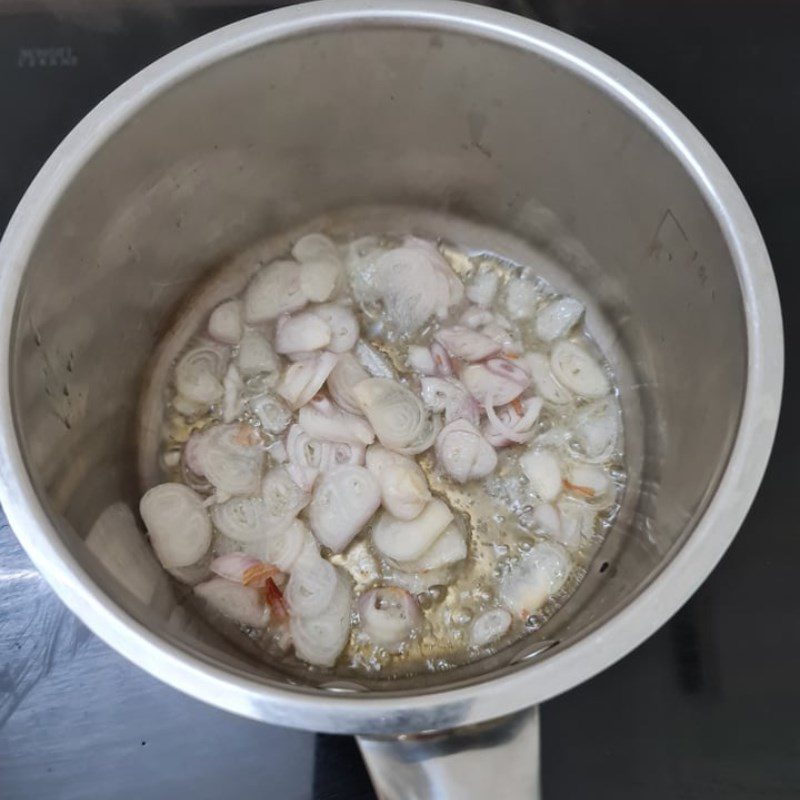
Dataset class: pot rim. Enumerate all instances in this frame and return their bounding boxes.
[0,0,783,734]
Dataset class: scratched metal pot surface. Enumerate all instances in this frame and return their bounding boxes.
[0,2,797,799]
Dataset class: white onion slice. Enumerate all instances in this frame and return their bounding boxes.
[292,233,339,264]
[274,311,331,354]
[365,444,431,521]
[519,449,562,502]
[435,419,498,483]
[307,465,381,553]
[326,352,370,414]
[261,465,311,529]
[550,341,610,398]
[290,570,352,667]
[466,268,498,306]
[191,424,264,496]
[175,343,228,405]
[470,608,512,647]
[460,360,529,406]
[504,278,539,320]
[222,363,244,423]
[298,395,374,445]
[397,521,467,572]
[372,499,453,562]
[208,300,243,345]
[194,578,270,628]
[434,326,501,362]
[312,304,358,353]
[407,345,436,376]
[140,483,212,568]
[211,495,273,543]
[358,586,422,650]
[277,351,338,409]
[353,378,438,455]
[300,258,340,303]
[522,352,573,405]
[250,392,291,434]
[535,297,585,342]
[500,541,571,618]
[236,328,279,377]
[245,260,306,322]
[484,396,543,447]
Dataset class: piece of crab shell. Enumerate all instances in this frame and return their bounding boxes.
[187,423,264,496]
[372,498,454,562]
[326,352,370,414]
[277,351,338,410]
[365,444,431,521]
[236,328,280,377]
[140,483,212,568]
[395,520,467,572]
[504,277,539,320]
[460,359,529,406]
[519,448,563,503]
[550,340,610,398]
[483,396,543,447]
[535,296,585,342]
[435,419,498,483]
[298,395,375,446]
[466,267,499,306]
[208,299,244,345]
[358,586,423,651]
[434,326,502,362]
[470,608,512,647]
[521,352,573,405]
[175,342,229,405]
[244,259,307,322]
[500,541,571,618]
[194,577,270,628]
[307,465,381,553]
[312,304,359,353]
[274,311,331,355]
[353,378,439,456]
[420,377,480,426]
[407,345,437,376]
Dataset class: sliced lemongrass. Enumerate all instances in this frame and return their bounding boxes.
[222,363,245,423]
[519,449,562,502]
[236,328,279,376]
[466,268,498,306]
[140,483,212,568]
[407,345,437,376]
[274,311,331,354]
[500,541,571,618]
[194,578,270,628]
[536,297,585,342]
[300,258,340,303]
[435,419,497,483]
[327,352,370,414]
[353,378,438,455]
[372,498,453,562]
[244,259,306,322]
[208,299,244,344]
[193,423,264,496]
[550,341,610,398]
[365,444,431,521]
[292,233,339,263]
[175,342,228,404]
[277,351,338,409]
[250,392,291,434]
[211,495,273,543]
[434,326,501,362]
[298,395,374,446]
[504,277,539,320]
[522,352,573,405]
[397,521,467,572]
[307,465,381,553]
[470,608,512,647]
[358,586,422,650]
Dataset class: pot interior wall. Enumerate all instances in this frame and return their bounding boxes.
[10,23,746,691]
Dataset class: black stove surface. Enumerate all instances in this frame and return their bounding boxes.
[1,3,798,798]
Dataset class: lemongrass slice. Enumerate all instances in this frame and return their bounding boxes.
[194,578,270,628]
[365,444,431,521]
[536,297,585,342]
[397,521,467,572]
[140,483,212,568]
[372,498,453,562]
[470,608,512,647]
[175,342,228,405]
[307,465,381,553]
[358,586,422,650]
[326,352,370,414]
[274,311,331,354]
[504,277,539,320]
[191,423,264,496]
[550,341,610,398]
[290,569,352,667]
[434,326,501,362]
[236,328,279,376]
[298,395,374,446]
[312,304,358,353]
[519,449,562,502]
[277,351,338,409]
[353,378,438,455]
[245,259,306,322]
[500,541,571,618]
[435,419,497,483]
[208,299,243,345]
[292,233,339,263]
[522,352,573,405]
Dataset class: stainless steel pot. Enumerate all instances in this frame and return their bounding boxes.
[0,2,782,797]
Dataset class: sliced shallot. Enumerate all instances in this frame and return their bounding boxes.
[500,541,571,618]
[407,345,436,376]
[365,444,431,521]
[420,377,480,426]
[277,351,338,409]
[571,399,620,462]
[460,359,529,406]
[298,395,374,445]
[564,464,612,502]
[434,326,501,362]
[140,483,212,568]
[466,268,498,306]
[175,343,228,405]
[194,578,270,628]
[274,311,331,354]
[222,363,245,423]
[326,352,370,414]
[211,495,274,542]
[470,608,512,647]
[372,499,454,562]
[522,352,573,405]
[292,233,339,264]
[250,392,291,434]
[307,465,381,553]
[484,396,543,447]
[208,299,243,345]
[520,449,562,502]
[358,586,422,650]
[550,341,610,398]
[504,277,538,320]
[312,304,358,353]
[285,545,339,617]
[261,465,311,529]
[245,259,306,322]
[188,423,264,496]
[299,258,340,303]
[210,552,271,583]
[397,521,467,572]
[236,328,279,376]
[435,419,497,483]
[535,296,585,342]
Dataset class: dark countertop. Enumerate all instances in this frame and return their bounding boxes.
[1,3,798,798]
